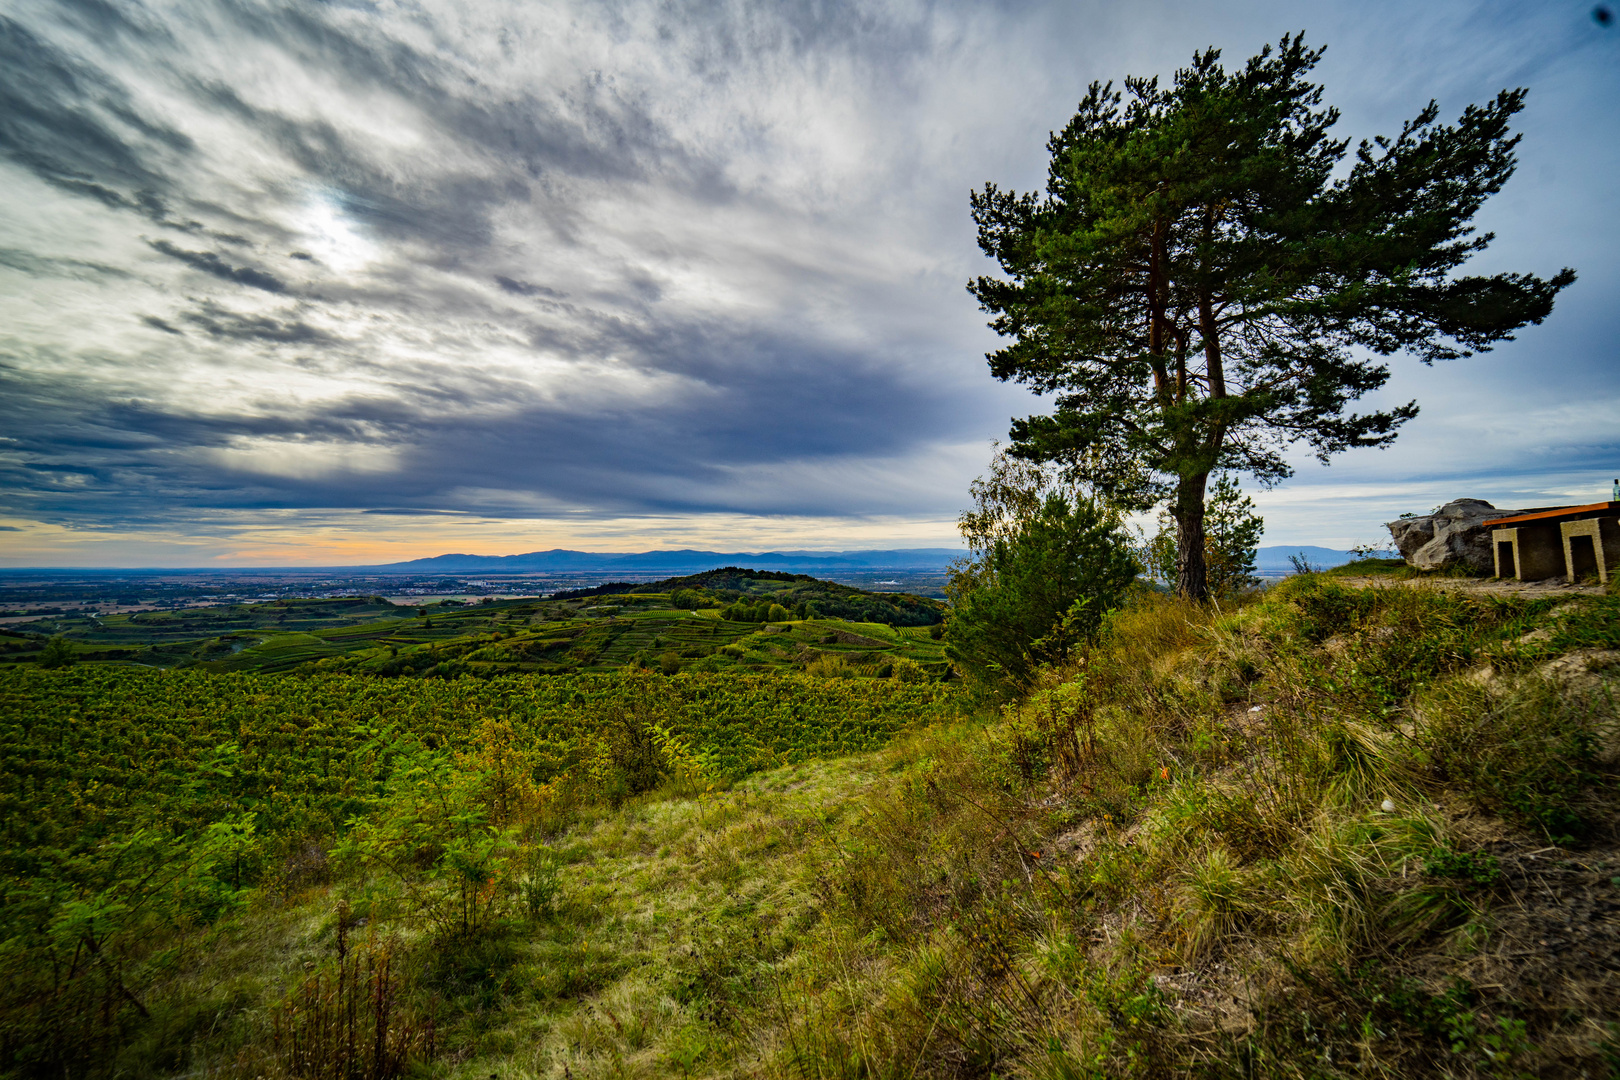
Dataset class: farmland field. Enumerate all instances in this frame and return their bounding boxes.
[0,568,963,1077]
[0,572,952,678]
[0,664,964,848]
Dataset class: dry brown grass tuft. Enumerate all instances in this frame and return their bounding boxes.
[757,581,1620,1079]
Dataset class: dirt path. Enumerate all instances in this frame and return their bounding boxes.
[1330,574,1609,599]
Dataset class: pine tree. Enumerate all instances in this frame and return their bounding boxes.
[1203,475,1263,596]
[969,35,1574,599]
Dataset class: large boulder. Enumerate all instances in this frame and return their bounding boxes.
[1386,499,1519,573]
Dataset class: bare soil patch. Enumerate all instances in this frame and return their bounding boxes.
[1331,574,1609,599]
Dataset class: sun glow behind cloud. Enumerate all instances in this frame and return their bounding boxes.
[201,437,403,480]
[294,193,380,274]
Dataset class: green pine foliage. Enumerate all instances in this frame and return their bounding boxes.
[969,34,1574,598]
[1203,473,1263,593]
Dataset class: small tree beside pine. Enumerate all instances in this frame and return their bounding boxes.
[1146,475,1262,596]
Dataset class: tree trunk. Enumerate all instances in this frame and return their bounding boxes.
[1175,473,1209,601]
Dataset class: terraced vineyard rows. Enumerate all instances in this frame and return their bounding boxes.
[0,665,964,855]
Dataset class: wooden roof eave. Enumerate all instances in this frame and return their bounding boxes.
[1483,502,1620,529]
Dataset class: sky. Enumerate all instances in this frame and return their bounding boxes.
[1,0,1615,567]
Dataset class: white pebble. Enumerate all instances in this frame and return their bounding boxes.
[1380,799,1395,813]
[1248,705,1263,713]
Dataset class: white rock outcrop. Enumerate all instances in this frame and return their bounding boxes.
[1385,499,1521,573]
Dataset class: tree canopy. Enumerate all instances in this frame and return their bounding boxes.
[969,34,1574,599]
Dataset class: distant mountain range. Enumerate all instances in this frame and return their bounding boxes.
[358,548,966,573]
[0,545,1387,577]
[360,544,1380,576]
[1254,545,1378,572]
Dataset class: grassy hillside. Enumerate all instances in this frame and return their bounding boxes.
[553,566,945,626]
[0,668,965,1078]
[1,577,1615,1078]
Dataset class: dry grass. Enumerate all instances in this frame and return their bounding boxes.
[745,580,1620,1079]
[60,580,1619,1080]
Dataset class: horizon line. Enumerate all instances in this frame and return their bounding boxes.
[0,543,1369,574]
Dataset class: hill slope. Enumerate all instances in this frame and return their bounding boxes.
[550,565,943,627]
[1,578,1614,1078]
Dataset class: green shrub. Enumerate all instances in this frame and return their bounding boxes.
[668,588,723,610]
[946,491,1137,696]
[890,657,928,684]
[1413,676,1608,844]
[336,745,519,940]
[1421,844,1501,886]
[35,635,75,669]
[516,846,561,919]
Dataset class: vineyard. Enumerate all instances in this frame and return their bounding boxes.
[0,664,965,1078]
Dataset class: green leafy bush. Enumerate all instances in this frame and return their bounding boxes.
[34,635,75,668]
[946,491,1137,695]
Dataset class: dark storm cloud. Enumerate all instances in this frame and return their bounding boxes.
[146,240,287,293]
[139,316,183,335]
[178,301,333,344]
[0,11,190,221]
[0,300,962,528]
[268,1,728,193]
[0,247,130,281]
[93,396,414,449]
[0,0,985,532]
[495,276,561,298]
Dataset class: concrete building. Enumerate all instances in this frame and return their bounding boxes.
[1487,501,1620,583]
[1561,517,1620,585]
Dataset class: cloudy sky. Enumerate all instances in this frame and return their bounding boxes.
[1,0,1614,567]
